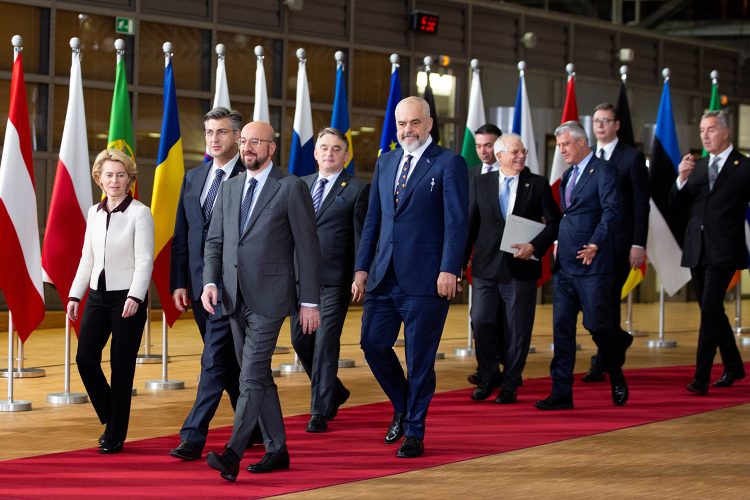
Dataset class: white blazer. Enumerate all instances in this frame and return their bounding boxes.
[69,198,154,301]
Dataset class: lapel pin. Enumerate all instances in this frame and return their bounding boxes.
[734,160,739,166]
[430,177,435,192]
[589,169,594,174]
[524,183,529,187]
[341,181,347,186]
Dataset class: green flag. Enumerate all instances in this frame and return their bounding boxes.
[461,62,485,168]
[107,56,135,159]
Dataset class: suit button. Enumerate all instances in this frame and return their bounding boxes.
[700,225,704,231]
[563,214,566,217]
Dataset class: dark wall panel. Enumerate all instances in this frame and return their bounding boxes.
[142,0,211,20]
[702,49,738,97]
[663,42,699,91]
[414,1,466,56]
[471,7,519,65]
[620,34,658,85]
[573,26,613,80]
[289,0,348,40]
[353,0,408,48]
[218,0,282,31]
[524,17,568,73]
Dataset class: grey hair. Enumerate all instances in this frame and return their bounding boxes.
[316,126,349,151]
[554,120,587,140]
[702,110,730,130]
[494,133,523,155]
[204,106,243,131]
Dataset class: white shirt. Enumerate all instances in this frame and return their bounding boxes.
[313,170,342,202]
[568,151,594,190]
[394,136,433,192]
[481,162,499,174]
[200,153,239,207]
[596,138,618,161]
[243,161,274,218]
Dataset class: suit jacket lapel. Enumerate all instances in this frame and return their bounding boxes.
[317,170,350,219]
[571,158,596,204]
[396,143,435,212]
[228,157,245,179]
[511,168,532,216]
[242,167,281,238]
[712,150,741,194]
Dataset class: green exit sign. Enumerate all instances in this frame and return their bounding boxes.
[116,17,134,35]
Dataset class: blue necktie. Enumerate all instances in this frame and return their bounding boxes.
[239,177,257,235]
[564,165,579,208]
[202,169,224,221]
[394,154,412,208]
[499,176,512,219]
[312,177,328,213]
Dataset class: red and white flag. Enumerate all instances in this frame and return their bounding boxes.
[0,39,45,342]
[42,41,92,334]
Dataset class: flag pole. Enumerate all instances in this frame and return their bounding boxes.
[0,43,33,411]
[47,314,88,404]
[144,42,185,391]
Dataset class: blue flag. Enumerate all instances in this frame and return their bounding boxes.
[289,56,315,176]
[331,63,354,174]
[378,64,401,156]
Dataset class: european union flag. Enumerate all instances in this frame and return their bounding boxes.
[378,61,401,156]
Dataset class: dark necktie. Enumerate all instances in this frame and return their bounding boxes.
[708,156,720,191]
[499,176,512,220]
[394,154,412,208]
[239,177,258,235]
[202,169,224,221]
[564,165,579,208]
[312,177,328,213]
[599,148,606,160]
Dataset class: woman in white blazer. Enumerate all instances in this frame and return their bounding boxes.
[67,149,154,454]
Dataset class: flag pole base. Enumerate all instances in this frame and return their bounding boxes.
[136,354,162,364]
[279,362,306,373]
[627,330,649,337]
[549,343,582,351]
[741,336,750,346]
[435,352,445,360]
[145,379,185,390]
[646,339,678,348]
[735,327,750,334]
[454,347,474,357]
[47,392,88,404]
[274,346,290,354]
[0,367,45,378]
[0,399,31,411]
[338,358,356,368]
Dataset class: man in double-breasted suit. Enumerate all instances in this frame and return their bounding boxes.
[202,121,321,481]
[671,110,750,394]
[583,103,650,382]
[536,121,627,410]
[353,96,468,458]
[291,127,369,433]
[464,133,560,404]
[169,108,256,461]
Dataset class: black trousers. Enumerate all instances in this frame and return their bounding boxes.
[76,287,147,443]
[690,264,744,382]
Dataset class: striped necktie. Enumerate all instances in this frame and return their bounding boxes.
[202,169,224,221]
[312,177,328,212]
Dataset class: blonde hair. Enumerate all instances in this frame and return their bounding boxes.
[92,149,138,191]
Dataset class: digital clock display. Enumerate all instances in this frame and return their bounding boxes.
[411,11,439,34]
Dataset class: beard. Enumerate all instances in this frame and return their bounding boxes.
[243,150,269,171]
[398,133,426,153]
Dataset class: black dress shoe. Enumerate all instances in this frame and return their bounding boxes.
[327,387,351,420]
[99,440,124,454]
[611,382,629,406]
[471,382,495,401]
[306,414,327,433]
[98,433,106,447]
[713,370,746,387]
[396,436,424,458]
[535,395,574,410]
[170,440,203,461]
[494,389,517,404]
[246,451,290,473]
[467,372,481,385]
[687,379,709,395]
[582,355,607,383]
[207,449,240,481]
[384,412,404,444]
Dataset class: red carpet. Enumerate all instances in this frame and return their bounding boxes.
[1,363,748,499]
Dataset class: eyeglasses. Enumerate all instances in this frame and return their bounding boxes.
[238,138,273,148]
[205,129,236,137]
[592,118,616,125]
[502,148,528,156]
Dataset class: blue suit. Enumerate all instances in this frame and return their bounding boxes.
[170,157,244,448]
[551,153,623,398]
[356,140,468,439]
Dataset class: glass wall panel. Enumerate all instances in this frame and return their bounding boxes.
[216,33,277,102]
[287,42,337,105]
[136,93,208,164]
[53,86,113,152]
[0,2,44,73]
[139,21,209,91]
[55,10,119,81]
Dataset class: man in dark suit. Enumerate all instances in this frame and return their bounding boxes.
[202,121,321,481]
[291,127,369,433]
[353,96,468,458]
[536,120,627,410]
[464,133,560,404]
[583,103,650,382]
[671,110,750,394]
[168,107,252,461]
[466,123,501,387]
